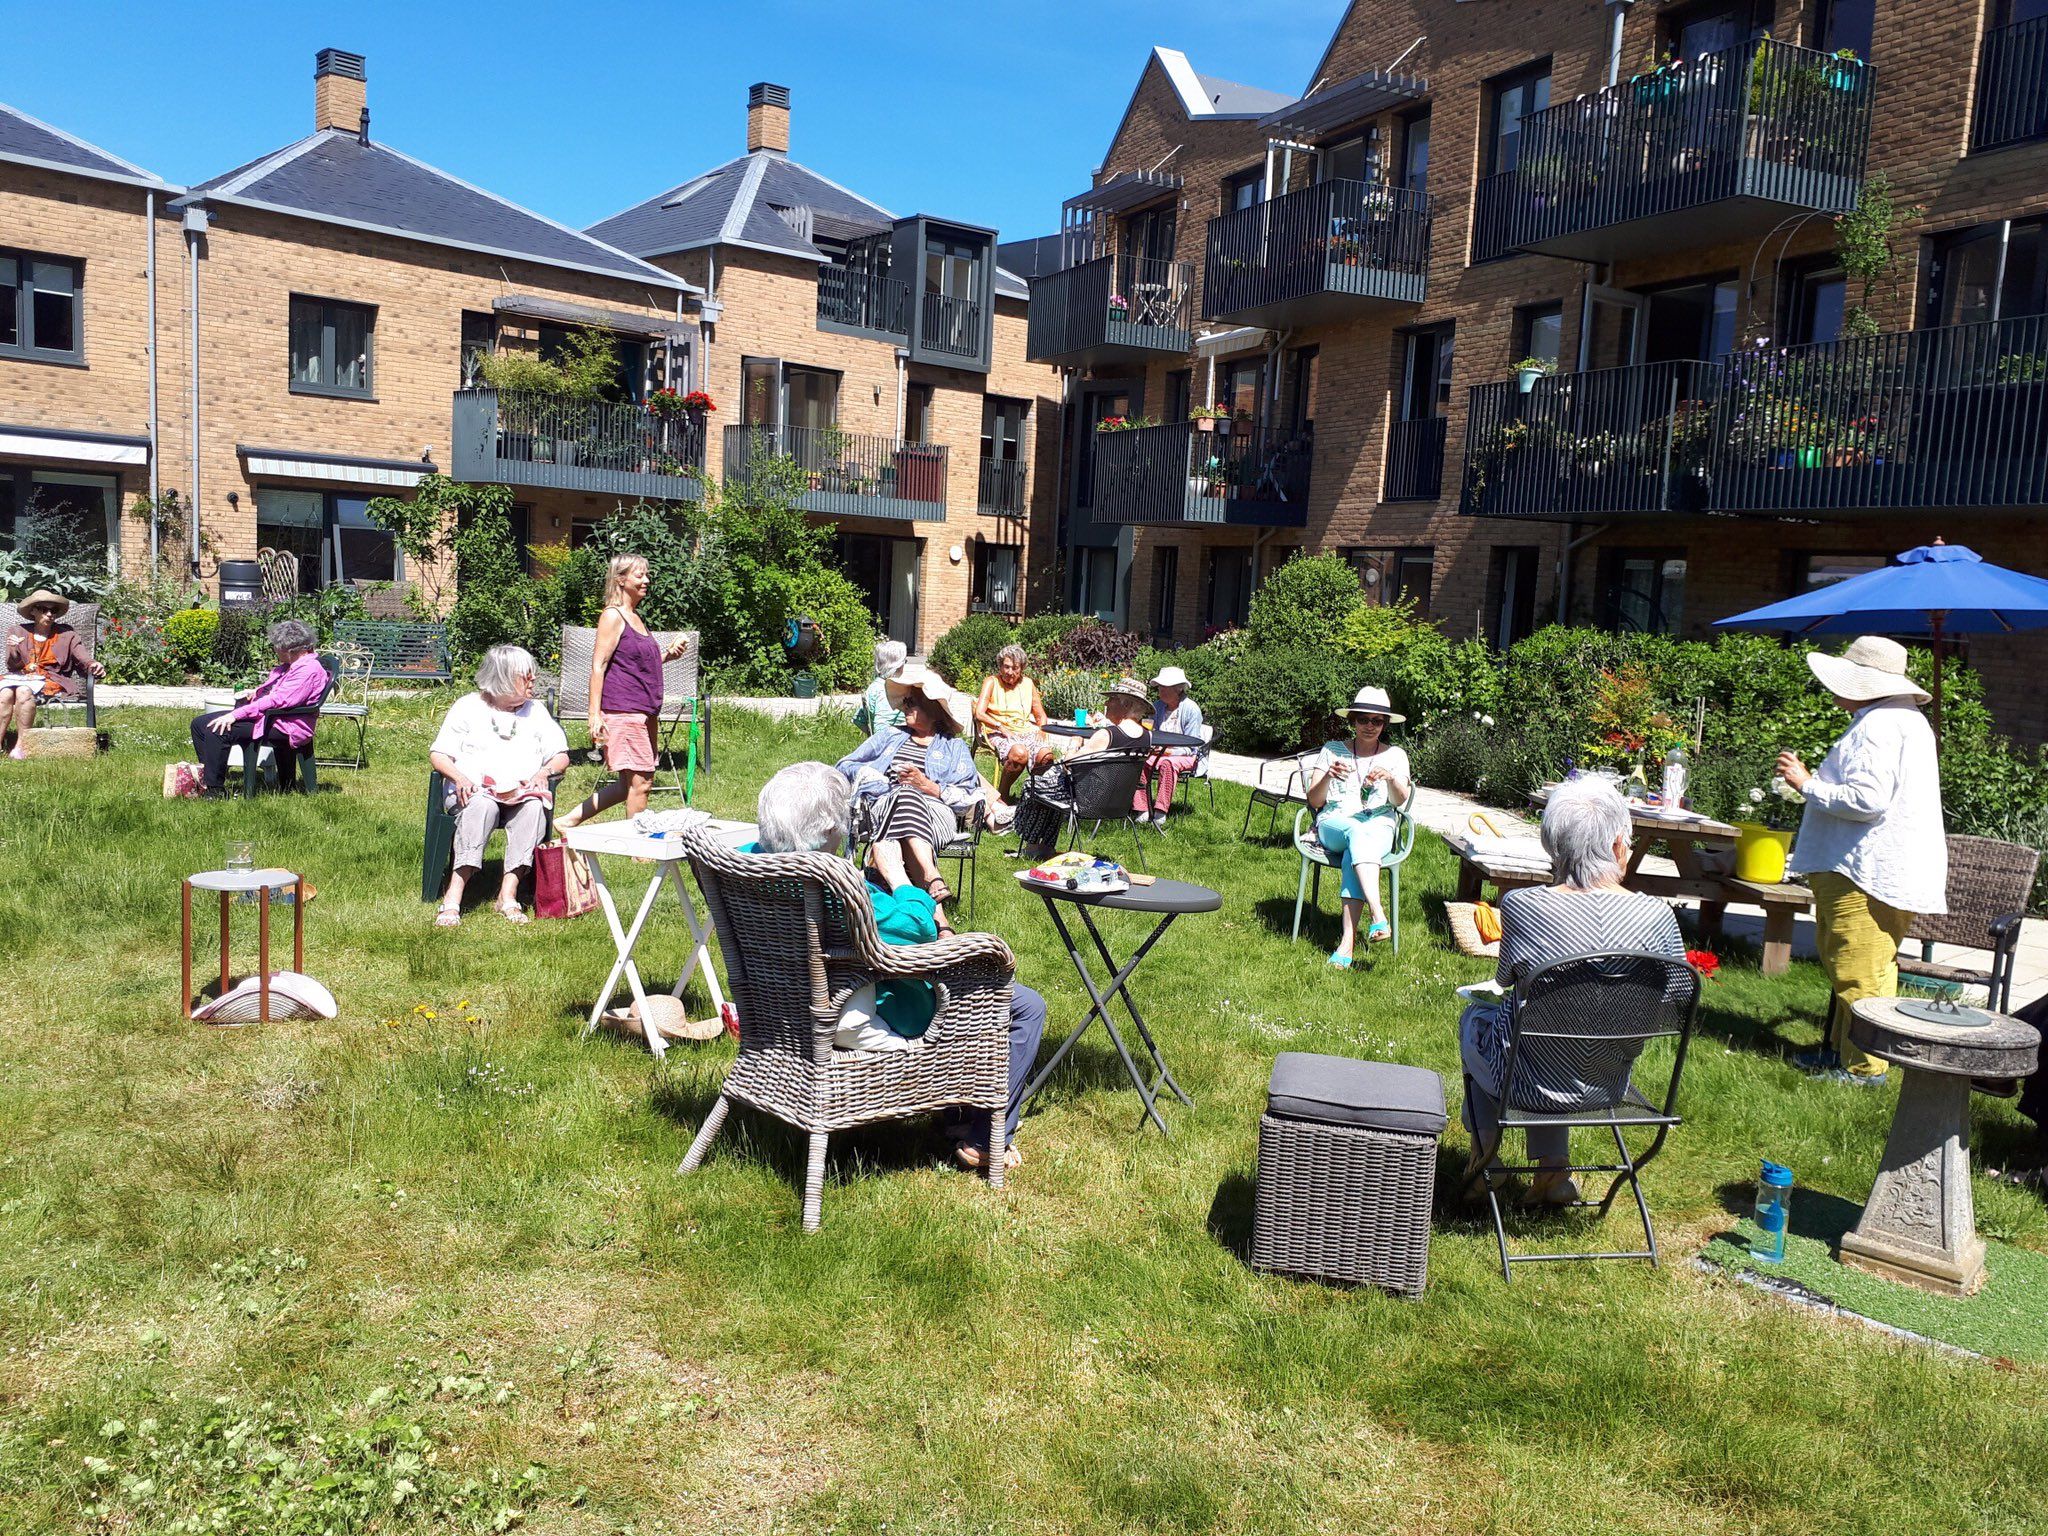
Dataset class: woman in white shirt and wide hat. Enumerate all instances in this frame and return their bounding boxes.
[1304,685,1414,968]
[1776,635,1946,1083]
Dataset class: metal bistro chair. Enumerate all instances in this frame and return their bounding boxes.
[675,831,1015,1232]
[315,642,373,769]
[1461,952,1700,1281]
[557,624,709,798]
[1062,748,1152,872]
[1241,749,1316,840]
[1900,835,2041,1014]
[1290,804,1418,951]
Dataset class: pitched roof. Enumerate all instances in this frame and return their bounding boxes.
[0,100,167,189]
[1153,48,1291,121]
[177,129,693,292]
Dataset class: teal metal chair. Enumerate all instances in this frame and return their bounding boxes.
[1291,804,1418,952]
[421,768,563,902]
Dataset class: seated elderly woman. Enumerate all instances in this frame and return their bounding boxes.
[835,664,983,933]
[187,618,328,793]
[1,589,104,759]
[1010,675,1151,863]
[756,760,1046,1170]
[974,643,1056,798]
[428,644,571,926]
[1459,774,1686,1205]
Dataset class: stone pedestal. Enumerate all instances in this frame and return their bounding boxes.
[1841,998,2039,1297]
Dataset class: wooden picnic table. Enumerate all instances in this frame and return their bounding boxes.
[1449,788,1811,975]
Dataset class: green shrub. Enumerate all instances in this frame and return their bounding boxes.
[160,607,218,673]
[762,564,877,692]
[1207,644,1366,755]
[1015,612,1092,654]
[929,611,1016,690]
[1172,632,1245,714]
[1246,553,1362,652]
[1040,618,1143,674]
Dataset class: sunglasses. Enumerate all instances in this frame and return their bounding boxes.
[1351,714,1389,727]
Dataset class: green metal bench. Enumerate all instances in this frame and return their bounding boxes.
[331,621,452,683]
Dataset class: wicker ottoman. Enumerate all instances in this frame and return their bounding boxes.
[1251,1052,1447,1295]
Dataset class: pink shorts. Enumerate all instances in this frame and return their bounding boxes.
[601,712,659,773]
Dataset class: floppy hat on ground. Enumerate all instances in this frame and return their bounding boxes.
[192,971,337,1024]
[1342,685,1406,724]
[16,589,69,620]
[1106,675,1150,707]
[885,664,973,734]
[1151,665,1190,690]
[1806,635,1931,704]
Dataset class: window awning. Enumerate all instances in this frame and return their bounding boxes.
[1063,169,1184,217]
[0,423,149,467]
[1258,71,1429,139]
[491,294,695,341]
[238,445,432,490]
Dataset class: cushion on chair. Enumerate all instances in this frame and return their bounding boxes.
[1266,1052,1448,1136]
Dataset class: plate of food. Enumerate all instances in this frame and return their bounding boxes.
[1015,852,1130,895]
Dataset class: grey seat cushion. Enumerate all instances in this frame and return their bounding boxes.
[1266,1052,1448,1136]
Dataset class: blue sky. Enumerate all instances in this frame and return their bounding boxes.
[8,0,1347,241]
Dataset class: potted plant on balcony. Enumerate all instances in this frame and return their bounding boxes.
[1106,291,1130,321]
[1513,356,1557,394]
[1190,404,1230,434]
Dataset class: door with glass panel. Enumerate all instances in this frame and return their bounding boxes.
[981,397,1028,516]
[924,236,981,355]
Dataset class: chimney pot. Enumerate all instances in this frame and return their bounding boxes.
[315,49,368,135]
[747,82,791,155]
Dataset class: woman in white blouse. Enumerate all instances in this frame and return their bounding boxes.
[1777,635,1946,1083]
[1305,685,1414,967]
[429,645,571,926]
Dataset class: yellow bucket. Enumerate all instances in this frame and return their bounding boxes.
[1733,823,1794,884]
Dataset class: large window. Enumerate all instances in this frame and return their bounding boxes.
[1486,62,1552,175]
[1486,544,1541,649]
[1074,545,1120,622]
[1513,301,1564,368]
[1661,1,1765,57]
[1205,546,1253,630]
[289,296,373,398]
[1218,355,1266,426]
[1399,109,1431,195]
[1319,133,1373,186]
[1223,167,1264,214]
[969,539,1020,615]
[1344,547,1434,613]
[905,382,936,444]
[1779,256,1847,345]
[0,468,116,574]
[460,310,496,387]
[1925,218,2048,327]
[1640,275,1740,362]
[254,488,402,591]
[538,324,643,402]
[1400,325,1455,420]
[1599,548,1687,634]
[1813,0,1876,57]
[0,251,82,363]
[739,356,842,432]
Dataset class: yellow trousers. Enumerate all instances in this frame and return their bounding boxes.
[1806,870,1916,1075]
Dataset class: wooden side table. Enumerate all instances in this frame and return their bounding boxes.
[182,868,304,1022]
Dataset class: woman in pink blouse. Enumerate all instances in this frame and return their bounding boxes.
[188,618,329,792]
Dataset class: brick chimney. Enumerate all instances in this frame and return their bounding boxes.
[747,82,790,155]
[315,49,367,135]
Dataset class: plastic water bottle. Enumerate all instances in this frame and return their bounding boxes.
[1662,742,1689,808]
[1752,1160,1793,1263]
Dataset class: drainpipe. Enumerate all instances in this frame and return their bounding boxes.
[1605,1,1637,88]
[1555,520,1609,623]
[894,347,908,438]
[1053,369,1071,604]
[144,189,160,568]
[183,205,207,577]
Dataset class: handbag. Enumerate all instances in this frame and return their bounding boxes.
[534,839,599,919]
[162,761,202,799]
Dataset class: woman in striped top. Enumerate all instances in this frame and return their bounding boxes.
[1459,775,1685,1205]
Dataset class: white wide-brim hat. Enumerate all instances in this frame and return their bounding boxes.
[1806,635,1930,704]
[1151,665,1190,690]
[1342,684,1406,725]
[885,664,973,734]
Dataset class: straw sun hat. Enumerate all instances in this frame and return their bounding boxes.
[1105,675,1150,707]
[884,664,973,734]
[16,589,69,620]
[1341,684,1406,725]
[1806,635,1931,704]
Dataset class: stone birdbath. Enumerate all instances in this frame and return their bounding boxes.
[1840,996,2040,1296]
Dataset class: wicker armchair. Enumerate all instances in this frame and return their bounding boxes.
[676,830,1016,1231]
[1901,835,2041,1013]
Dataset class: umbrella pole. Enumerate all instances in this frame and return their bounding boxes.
[1930,611,1945,745]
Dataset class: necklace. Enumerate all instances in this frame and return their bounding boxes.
[487,709,520,741]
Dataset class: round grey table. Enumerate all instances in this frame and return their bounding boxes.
[1841,995,2040,1296]
[1019,876,1221,1136]
[1042,721,1202,752]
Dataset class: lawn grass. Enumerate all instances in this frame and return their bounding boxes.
[1,696,2045,1534]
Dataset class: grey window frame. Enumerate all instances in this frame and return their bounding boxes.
[288,294,376,400]
[1486,60,1553,176]
[969,537,1022,615]
[0,249,84,364]
[1513,301,1565,367]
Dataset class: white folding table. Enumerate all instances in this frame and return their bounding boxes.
[564,819,755,1057]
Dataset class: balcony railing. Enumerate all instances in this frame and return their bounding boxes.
[920,291,983,361]
[1712,316,2048,513]
[817,265,911,340]
[978,455,1027,517]
[450,388,705,501]
[1471,39,1873,263]
[1973,15,2048,152]
[1204,180,1430,326]
[1462,361,1722,518]
[721,424,947,522]
[1026,253,1195,366]
[1091,421,1311,527]
[1384,416,1449,502]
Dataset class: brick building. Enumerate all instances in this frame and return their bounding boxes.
[1027,3,2048,742]
[590,84,1062,651]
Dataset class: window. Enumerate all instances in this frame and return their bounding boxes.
[1219,355,1265,426]
[459,499,534,577]
[1598,548,1687,634]
[1344,547,1434,613]
[1814,0,1875,57]
[1661,1,1764,57]
[1074,545,1120,622]
[1487,62,1552,175]
[460,310,496,387]
[1925,218,2048,326]
[1125,205,1178,265]
[1150,545,1179,641]
[1319,133,1373,185]
[1995,0,2048,24]
[1223,167,1265,214]
[1792,551,1889,591]
[981,397,1029,515]
[1163,369,1191,425]
[1400,325,1455,420]
[538,324,642,401]
[0,468,117,573]
[906,382,936,443]
[0,252,82,362]
[1639,275,1740,362]
[1076,389,1130,509]
[1779,256,1847,345]
[785,365,840,432]
[1485,545,1541,649]
[1205,546,1253,630]
[1513,302,1564,368]
[741,356,780,427]
[254,487,402,590]
[1399,109,1431,195]
[1284,346,1320,438]
[970,539,1021,614]
[289,296,373,398]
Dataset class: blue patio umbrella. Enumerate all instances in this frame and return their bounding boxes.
[1715,542,2048,736]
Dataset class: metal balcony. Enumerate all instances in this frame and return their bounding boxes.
[816,265,911,342]
[722,424,947,522]
[450,388,705,502]
[1203,180,1429,327]
[1091,421,1310,528]
[1973,14,2048,152]
[1026,254,1194,368]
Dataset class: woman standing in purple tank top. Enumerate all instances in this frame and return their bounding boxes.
[557,554,690,829]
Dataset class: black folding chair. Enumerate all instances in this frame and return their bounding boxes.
[1062,750,1151,873]
[1461,952,1700,1280]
